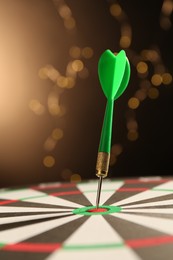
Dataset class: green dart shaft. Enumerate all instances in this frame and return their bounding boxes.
[96,99,114,178]
[99,99,114,153]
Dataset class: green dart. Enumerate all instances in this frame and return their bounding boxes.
[96,49,131,208]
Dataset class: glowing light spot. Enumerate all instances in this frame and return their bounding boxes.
[64,17,76,30]
[127,120,138,131]
[137,62,148,74]
[119,36,131,48]
[148,87,159,99]
[66,77,75,88]
[46,67,60,82]
[69,46,81,58]
[29,99,45,115]
[111,144,123,155]
[162,0,173,16]
[128,97,140,109]
[110,4,122,17]
[38,68,48,79]
[66,62,77,77]
[51,128,64,141]
[82,47,94,59]
[127,131,139,141]
[44,137,57,152]
[141,50,159,62]
[39,65,60,82]
[71,60,84,72]
[71,174,81,183]
[48,92,60,116]
[58,5,71,19]
[43,155,55,168]
[49,104,60,116]
[162,73,172,85]
[151,74,162,86]
[57,76,69,88]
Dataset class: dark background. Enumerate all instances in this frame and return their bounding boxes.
[0,0,172,187]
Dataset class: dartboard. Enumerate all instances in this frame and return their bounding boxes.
[0,176,173,260]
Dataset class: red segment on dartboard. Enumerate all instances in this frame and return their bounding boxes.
[88,208,107,213]
[3,243,61,252]
[0,200,18,205]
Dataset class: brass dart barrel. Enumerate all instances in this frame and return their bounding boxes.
[96,152,110,178]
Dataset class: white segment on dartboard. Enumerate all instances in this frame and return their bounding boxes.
[0,214,82,244]
[123,199,173,209]
[0,212,71,225]
[110,212,173,235]
[77,180,124,205]
[122,208,173,214]
[113,180,173,207]
[47,215,141,260]
[0,206,72,213]
[0,188,82,208]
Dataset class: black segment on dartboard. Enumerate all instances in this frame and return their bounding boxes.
[104,180,172,206]
[0,199,76,210]
[104,214,168,240]
[24,215,88,243]
[33,184,92,206]
[0,214,73,232]
[135,244,173,260]
[0,251,49,260]
[103,214,173,260]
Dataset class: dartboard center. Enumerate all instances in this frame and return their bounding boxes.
[88,208,107,213]
[73,205,122,216]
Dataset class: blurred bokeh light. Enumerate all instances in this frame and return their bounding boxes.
[0,0,172,187]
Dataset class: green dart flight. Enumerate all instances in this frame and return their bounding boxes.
[95,49,131,208]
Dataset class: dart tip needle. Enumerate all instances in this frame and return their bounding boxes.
[96,176,103,209]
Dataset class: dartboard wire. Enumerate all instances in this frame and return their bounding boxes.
[46,215,141,260]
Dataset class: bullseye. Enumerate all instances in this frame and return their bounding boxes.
[88,208,107,213]
[73,205,122,216]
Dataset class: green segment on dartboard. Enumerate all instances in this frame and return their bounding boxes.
[73,205,122,216]
[98,49,130,153]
